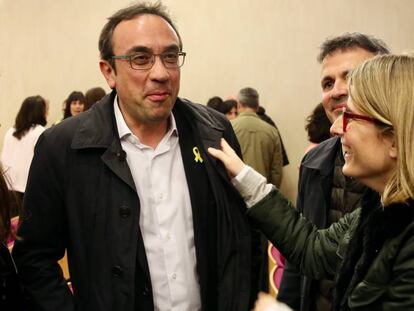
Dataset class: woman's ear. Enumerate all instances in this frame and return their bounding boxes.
[387,135,397,159]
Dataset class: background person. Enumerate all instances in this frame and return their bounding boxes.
[207,97,238,120]
[84,87,106,110]
[232,86,283,295]
[0,95,47,215]
[219,99,238,120]
[63,91,85,119]
[0,167,25,310]
[303,102,331,154]
[278,33,390,311]
[206,96,223,110]
[256,105,289,167]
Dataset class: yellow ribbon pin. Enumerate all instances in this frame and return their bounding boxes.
[193,147,203,163]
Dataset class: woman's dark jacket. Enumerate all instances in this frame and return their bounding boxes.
[248,189,414,310]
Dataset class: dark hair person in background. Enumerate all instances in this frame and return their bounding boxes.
[256,106,289,166]
[84,87,107,110]
[0,167,25,309]
[219,99,238,120]
[1,95,47,215]
[206,96,223,110]
[63,91,85,119]
[304,103,331,154]
[207,97,238,120]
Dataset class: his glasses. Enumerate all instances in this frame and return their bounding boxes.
[112,51,186,70]
[341,107,382,132]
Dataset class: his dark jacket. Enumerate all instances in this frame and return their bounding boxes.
[278,137,341,310]
[13,91,254,311]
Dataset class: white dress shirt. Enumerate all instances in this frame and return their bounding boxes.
[1,125,45,192]
[114,99,201,311]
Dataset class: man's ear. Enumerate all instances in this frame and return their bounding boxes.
[99,60,116,89]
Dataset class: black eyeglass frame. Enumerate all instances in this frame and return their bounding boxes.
[111,52,186,70]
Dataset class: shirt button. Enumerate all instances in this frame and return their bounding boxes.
[142,286,149,296]
[111,265,123,277]
[119,205,131,218]
[171,273,177,280]
[166,233,171,240]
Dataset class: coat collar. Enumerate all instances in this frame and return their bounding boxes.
[302,136,341,175]
[236,111,259,118]
[70,92,227,190]
[173,98,226,151]
[71,91,118,150]
[71,92,226,151]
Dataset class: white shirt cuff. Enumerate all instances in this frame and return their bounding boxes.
[231,165,274,208]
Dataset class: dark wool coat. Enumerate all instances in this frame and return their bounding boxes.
[13,92,255,311]
[248,188,414,310]
[0,243,25,310]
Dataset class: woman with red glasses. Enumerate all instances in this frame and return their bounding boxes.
[208,54,414,311]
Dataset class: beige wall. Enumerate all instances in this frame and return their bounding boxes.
[1,0,413,202]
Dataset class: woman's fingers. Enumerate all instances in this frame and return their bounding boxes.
[208,138,246,177]
[207,145,225,161]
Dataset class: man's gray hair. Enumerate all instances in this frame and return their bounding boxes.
[317,32,389,63]
[238,87,259,109]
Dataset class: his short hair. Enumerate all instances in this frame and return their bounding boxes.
[317,32,390,63]
[238,87,259,109]
[99,2,182,69]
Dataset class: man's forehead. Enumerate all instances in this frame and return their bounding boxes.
[112,14,180,52]
[322,47,375,71]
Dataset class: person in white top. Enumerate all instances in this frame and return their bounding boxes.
[1,95,47,204]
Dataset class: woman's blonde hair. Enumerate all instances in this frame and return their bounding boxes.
[348,54,414,205]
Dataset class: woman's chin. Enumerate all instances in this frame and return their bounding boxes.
[342,164,355,179]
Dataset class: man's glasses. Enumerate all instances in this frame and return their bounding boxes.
[341,107,383,132]
[112,51,186,70]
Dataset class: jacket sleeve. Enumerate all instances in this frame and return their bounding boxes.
[270,128,283,188]
[277,157,307,309]
[247,189,358,281]
[376,237,414,310]
[12,132,75,311]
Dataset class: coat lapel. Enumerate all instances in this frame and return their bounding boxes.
[101,140,136,192]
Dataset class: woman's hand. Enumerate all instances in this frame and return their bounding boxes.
[207,138,246,178]
[252,292,292,311]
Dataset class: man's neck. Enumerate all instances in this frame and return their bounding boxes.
[129,119,169,149]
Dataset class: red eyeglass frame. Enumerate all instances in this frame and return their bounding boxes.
[341,107,382,132]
